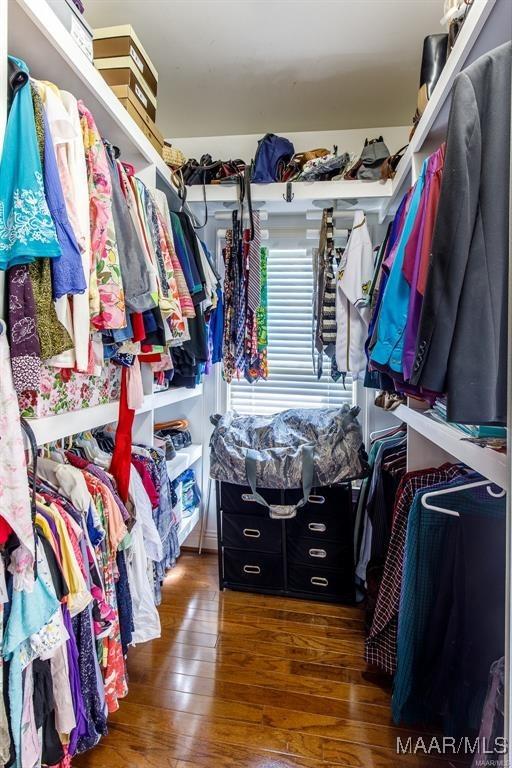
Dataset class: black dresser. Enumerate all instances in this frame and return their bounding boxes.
[215,481,355,604]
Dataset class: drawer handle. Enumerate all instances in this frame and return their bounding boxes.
[308,522,326,533]
[311,577,329,587]
[309,548,327,559]
[243,528,261,538]
[241,493,256,502]
[308,495,325,504]
[243,565,261,574]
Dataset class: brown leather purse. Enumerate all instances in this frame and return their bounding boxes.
[380,145,408,180]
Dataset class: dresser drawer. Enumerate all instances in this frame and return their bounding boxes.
[286,536,352,569]
[288,563,354,602]
[219,482,282,515]
[285,484,352,515]
[222,512,282,554]
[287,506,353,543]
[223,549,283,590]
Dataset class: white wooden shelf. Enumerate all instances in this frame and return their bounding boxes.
[9,0,172,187]
[186,179,393,211]
[166,444,203,483]
[178,507,201,547]
[381,0,510,218]
[393,404,507,489]
[153,384,203,409]
[27,395,153,447]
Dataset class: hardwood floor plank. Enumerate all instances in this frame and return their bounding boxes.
[126,681,264,723]
[127,651,392,701]
[75,553,449,768]
[158,611,364,642]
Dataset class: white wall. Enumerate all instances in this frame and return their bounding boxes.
[170,125,410,164]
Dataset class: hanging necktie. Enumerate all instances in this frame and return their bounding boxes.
[246,211,261,313]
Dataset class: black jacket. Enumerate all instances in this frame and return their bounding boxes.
[411,42,511,425]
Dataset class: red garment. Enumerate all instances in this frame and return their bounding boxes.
[109,367,134,504]
[65,453,89,470]
[131,457,159,508]
[0,515,13,545]
[130,313,146,342]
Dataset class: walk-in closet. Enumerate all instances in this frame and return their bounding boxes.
[0,0,511,766]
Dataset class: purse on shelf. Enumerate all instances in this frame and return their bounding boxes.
[162,141,186,170]
[344,137,390,181]
[380,145,408,180]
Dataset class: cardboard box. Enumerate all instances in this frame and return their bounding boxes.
[110,84,162,137]
[119,97,163,155]
[96,63,157,122]
[93,24,158,97]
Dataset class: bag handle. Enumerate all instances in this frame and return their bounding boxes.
[244,445,315,519]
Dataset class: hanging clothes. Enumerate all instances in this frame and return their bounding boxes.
[0,57,60,270]
[335,210,374,376]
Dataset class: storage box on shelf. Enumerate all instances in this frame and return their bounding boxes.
[93,24,158,103]
[8,0,172,187]
[109,84,164,155]
[46,0,93,61]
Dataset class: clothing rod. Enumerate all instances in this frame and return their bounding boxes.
[214,211,268,221]
[306,228,348,240]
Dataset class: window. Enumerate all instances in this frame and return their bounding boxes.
[229,214,354,415]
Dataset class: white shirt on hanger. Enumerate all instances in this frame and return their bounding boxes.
[335,210,373,376]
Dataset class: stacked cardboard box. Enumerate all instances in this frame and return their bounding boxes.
[93,25,164,154]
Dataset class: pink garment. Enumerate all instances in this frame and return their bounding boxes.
[0,334,34,590]
[131,457,159,508]
[78,100,126,330]
[127,356,144,410]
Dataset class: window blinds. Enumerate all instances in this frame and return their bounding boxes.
[230,221,353,416]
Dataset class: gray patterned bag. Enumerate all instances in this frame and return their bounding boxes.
[209,405,367,492]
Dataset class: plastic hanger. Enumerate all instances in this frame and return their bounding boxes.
[421,479,506,517]
[370,424,406,441]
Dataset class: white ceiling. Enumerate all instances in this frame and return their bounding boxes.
[84,0,443,139]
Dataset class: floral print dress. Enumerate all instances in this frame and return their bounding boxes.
[78,101,126,330]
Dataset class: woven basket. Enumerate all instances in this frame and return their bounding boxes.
[163,142,186,170]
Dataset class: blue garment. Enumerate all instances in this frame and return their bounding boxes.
[40,96,86,299]
[393,477,504,728]
[210,285,224,364]
[169,212,202,296]
[370,161,427,374]
[3,573,60,767]
[0,57,60,269]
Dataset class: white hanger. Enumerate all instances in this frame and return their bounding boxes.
[370,424,406,441]
[421,479,506,517]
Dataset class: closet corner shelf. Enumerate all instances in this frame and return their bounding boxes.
[28,395,154,447]
[10,0,172,187]
[392,404,507,489]
[178,507,201,547]
[166,444,203,483]
[153,384,203,408]
[381,0,508,219]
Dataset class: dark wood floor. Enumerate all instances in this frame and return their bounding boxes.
[74,553,453,767]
